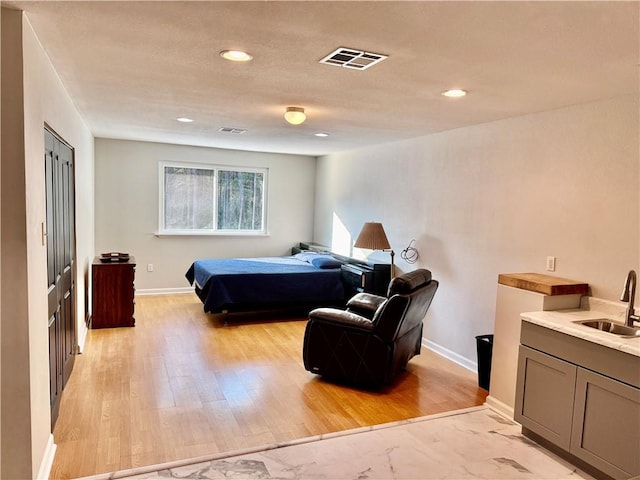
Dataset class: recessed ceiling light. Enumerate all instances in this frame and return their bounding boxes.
[441,89,467,98]
[176,117,194,123]
[314,132,329,137]
[220,50,253,62]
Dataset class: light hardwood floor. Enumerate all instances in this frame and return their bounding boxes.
[50,293,487,479]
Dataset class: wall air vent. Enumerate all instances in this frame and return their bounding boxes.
[218,127,247,134]
[319,47,388,70]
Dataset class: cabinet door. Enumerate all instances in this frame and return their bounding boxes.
[514,345,577,450]
[571,368,640,479]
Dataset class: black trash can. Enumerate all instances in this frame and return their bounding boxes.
[475,334,494,391]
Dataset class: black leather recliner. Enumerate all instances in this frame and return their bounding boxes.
[303,269,438,386]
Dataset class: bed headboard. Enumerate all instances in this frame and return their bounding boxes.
[295,241,331,254]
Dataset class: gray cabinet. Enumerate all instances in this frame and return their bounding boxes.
[515,321,640,480]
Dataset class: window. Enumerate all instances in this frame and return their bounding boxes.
[159,162,267,235]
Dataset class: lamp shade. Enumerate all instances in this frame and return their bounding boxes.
[354,222,391,250]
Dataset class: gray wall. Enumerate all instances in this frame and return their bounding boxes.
[94,139,316,292]
[314,95,639,367]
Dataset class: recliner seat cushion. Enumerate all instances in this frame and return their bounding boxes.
[346,292,387,318]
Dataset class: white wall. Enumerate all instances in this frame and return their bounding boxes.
[1,9,95,479]
[314,95,639,366]
[94,139,316,292]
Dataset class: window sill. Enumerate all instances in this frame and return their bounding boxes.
[154,231,270,238]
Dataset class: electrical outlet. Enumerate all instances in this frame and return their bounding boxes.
[546,256,556,272]
[147,263,154,272]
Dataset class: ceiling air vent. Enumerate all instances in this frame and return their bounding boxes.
[319,47,387,70]
[218,127,247,134]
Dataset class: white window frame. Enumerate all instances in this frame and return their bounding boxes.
[157,161,268,236]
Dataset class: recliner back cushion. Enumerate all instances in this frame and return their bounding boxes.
[388,269,432,296]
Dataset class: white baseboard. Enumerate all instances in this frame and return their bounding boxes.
[484,395,515,419]
[36,434,56,480]
[423,339,514,419]
[135,287,194,296]
[77,318,88,353]
[422,338,477,373]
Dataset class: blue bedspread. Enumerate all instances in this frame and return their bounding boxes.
[185,256,345,313]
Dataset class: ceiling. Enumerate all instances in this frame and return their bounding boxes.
[4,1,639,156]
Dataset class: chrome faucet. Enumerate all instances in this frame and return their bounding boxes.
[620,270,639,327]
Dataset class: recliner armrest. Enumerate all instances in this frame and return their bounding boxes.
[346,292,386,318]
[309,308,375,330]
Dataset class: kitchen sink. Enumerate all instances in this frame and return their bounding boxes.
[574,319,640,338]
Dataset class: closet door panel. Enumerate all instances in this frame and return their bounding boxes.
[45,128,76,428]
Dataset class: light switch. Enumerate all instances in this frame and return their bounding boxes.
[546,256,556,272]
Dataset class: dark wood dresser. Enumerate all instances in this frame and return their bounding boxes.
[91,256,136,328]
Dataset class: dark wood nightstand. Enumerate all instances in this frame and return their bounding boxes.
[341,263,390,297]
[91,256,136,328]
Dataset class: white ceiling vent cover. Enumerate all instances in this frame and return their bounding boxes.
[319,47,387,70]
[218,127,247,134]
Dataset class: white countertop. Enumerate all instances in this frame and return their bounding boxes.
[521,297,640,357]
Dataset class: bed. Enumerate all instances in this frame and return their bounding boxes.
[185,252,347,314]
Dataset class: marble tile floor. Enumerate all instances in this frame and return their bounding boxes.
[78,406,593,480]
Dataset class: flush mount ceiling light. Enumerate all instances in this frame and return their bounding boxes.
[284,107,306,125]
[441,89,468,98]
[219,50,253,62]
[176,117,194,123]
[314,132,329,137]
